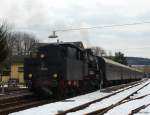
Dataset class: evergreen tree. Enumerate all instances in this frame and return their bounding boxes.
[0,24,8,63]
[113,52,128,65]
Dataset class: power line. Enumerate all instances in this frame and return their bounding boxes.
[105,47,150,52]
[116,46,150,50]
[54,21,150,32]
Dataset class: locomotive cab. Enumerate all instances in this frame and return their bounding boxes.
[24,43,86,96]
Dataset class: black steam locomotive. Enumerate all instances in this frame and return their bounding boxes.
[24,42,143,97]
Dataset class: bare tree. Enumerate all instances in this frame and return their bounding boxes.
[7,32,39,56]
[107,51,113,59]
[90,46,107,56]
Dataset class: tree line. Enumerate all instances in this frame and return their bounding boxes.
[0,22,127,66]
[0,22,39,66]
[91,46,128,65]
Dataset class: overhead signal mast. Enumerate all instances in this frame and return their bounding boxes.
[48,31,60,43]
[48,31,58,38]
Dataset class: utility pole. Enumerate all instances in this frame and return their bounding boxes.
[0,69,2,84]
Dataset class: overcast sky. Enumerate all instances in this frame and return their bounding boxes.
[0,0,150,58]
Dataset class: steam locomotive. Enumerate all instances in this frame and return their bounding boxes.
[24,42,143,97]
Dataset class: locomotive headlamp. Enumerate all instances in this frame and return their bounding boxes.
[28,74,32,78]
[40,54,45,58]
[53,73,58,78]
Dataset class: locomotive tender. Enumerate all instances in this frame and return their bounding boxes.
[24,42,143,97]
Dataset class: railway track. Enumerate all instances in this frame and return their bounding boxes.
[0,87,28,97]
[0,88,63,115]
[84,81,150,115]
[56,79,149,115]
[129,103,150,115]
[1,79,148,115]
[0,90,33,115]
[0,98,55,115]
[101,79,146,92]
[0,92,59,115]
[0,86,27,93]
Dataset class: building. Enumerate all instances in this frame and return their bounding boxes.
[0,55,25,84]
[10,56,24,83]
[0,68,10,83]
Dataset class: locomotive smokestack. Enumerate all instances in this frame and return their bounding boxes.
[79,24,91,48]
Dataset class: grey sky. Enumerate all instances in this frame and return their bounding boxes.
[0,0,150,58]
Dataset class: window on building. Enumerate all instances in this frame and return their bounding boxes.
[2,71,10,76]
[18,67,24,72]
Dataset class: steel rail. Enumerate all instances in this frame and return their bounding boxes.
[56,80,146,115]
[84,81,150,115]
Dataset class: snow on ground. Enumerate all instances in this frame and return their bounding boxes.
[0,84,8,87]
[104,94,150,115]
[9,91,111,115]
[130,81,150,99]
[67,80,150,115]
[9,80,149,115]
[18,85,27,88]
[104,79,150,115]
